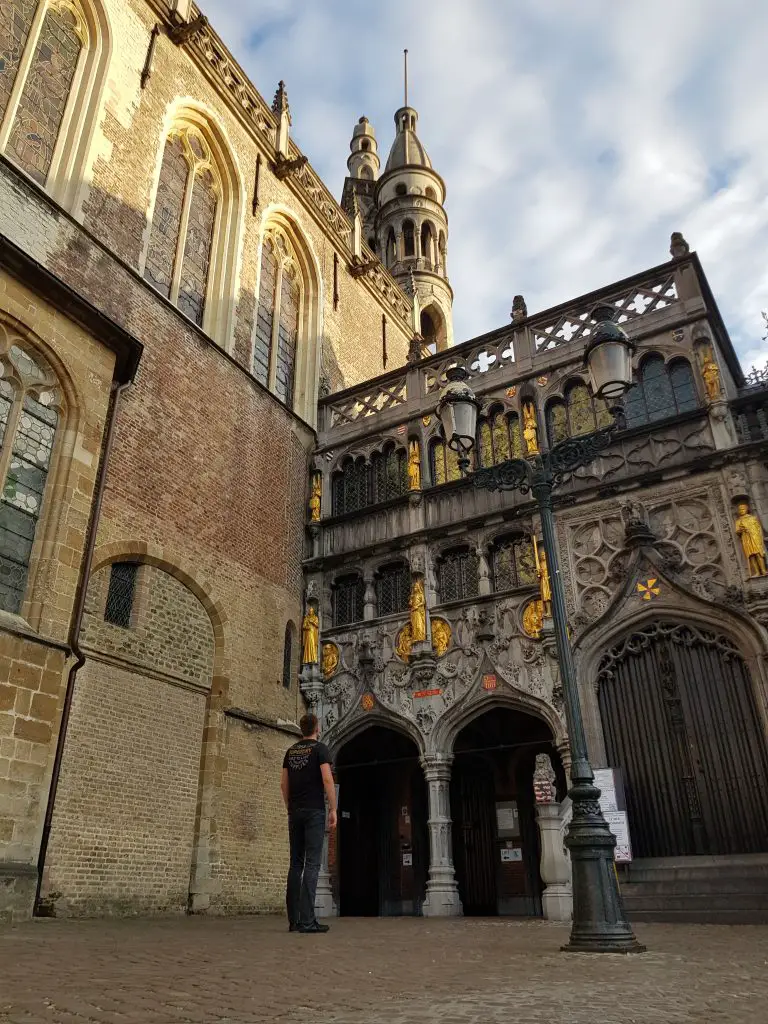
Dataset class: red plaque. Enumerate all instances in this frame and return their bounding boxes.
[413,688,442,699]
[482,674,497,690]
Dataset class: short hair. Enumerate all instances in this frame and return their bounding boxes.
[300,713,319,737]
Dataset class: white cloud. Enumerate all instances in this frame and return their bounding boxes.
[202,0,768,368]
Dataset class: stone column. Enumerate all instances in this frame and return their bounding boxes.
[536,802,573,921]
[363,572,376,621]
[420,754,462,917]
[314,829,337,918]
[477,546,492,597]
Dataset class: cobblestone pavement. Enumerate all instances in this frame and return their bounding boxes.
[1,916,767,1024]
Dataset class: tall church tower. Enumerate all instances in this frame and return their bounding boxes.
[340,117,380,248]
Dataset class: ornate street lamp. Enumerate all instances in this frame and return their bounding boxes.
[436,365,482,474]
[436,308,645,954]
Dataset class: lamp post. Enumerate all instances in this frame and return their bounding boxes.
[437,306,645,953]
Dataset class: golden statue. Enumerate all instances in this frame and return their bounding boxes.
[522,401,540,455]
[523,599,545,639]
[308,474,322,522]
[701,354,722,402]
[735,502,767,577]
[322,642,339,678]
[396,623,413,662]
[431,618,452,657]
[408,440,421,491]
[409,578,427,642]
[534,536,552,615]
[302,606,320,664]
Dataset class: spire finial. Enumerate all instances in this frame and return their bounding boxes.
[404,49,409,107]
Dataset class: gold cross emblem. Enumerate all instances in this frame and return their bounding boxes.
[637,578,661,601]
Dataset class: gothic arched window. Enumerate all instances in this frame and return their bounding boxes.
[546,379,612,445]
[420,221,435,265]
[0,0,88,186]
[438,547,479,604]
[403,220,415,258]
[333,573,364,627]
[0,340,62,614]
[491,535,537,592]
[375,562,410,617]
[253,227,302,407]
[144,124,220,328]
[370,443,407,504]
[332,456,370,516]
[477,408,523,467]
[429,437,462,486]
[624,355,698,428]
[385,229,396,267]
[282,621,295,689]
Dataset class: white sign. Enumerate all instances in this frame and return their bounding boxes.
[500,847,523,863]
[496,802,519,836]
[402,852,413,867]
[604,810,633,862]
[593,769,619,813]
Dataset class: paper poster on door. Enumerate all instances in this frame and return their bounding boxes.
[500,847,522,862]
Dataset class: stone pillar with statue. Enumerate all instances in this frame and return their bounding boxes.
[420,754,462,917]
[300,588,323,709]
[533,753,573,922]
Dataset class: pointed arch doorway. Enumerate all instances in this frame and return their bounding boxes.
[598,621,768,858]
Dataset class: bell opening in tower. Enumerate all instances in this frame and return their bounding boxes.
[420,306,446,353]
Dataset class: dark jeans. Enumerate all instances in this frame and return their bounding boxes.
[286,807,326,927]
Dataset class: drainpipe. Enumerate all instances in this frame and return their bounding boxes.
[35,377,132,911]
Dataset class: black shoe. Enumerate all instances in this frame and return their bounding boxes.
[297,920,329,933]
[288,922,299,932]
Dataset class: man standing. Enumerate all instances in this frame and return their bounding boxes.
[281,713,337,933]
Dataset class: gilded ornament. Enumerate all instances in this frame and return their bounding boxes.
[395,623,414,662]
[301,606,320,665]
[409,578,427,642]
[522,401,540,455]
[522,598,545,639]
[701,350,722,402]
[734,502,768,577]
[506,387,517,399]
[322,642,340,678]
[422,415,432,427]
[536,376,548,387]
[309,473,322,522]
[408,440,421,491]
[430,617,452,658]
[361,693,376,712]
[533,537,552,614]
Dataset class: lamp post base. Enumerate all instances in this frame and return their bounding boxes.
[562,779,646,954]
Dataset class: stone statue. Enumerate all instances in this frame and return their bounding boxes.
[734,502,768,577]
[701,353,722,402]
[533,753,557,804]
[522,401,539,455]
[409,578,427,642]
[309,474,322,522]
[302,606,320,664]
[408,440,421,491]
[322,642,339,678]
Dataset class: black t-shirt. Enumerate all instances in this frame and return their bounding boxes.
[283,739,332,811]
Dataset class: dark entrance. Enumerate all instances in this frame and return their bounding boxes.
[598,621,768,858]
[335,727,428,916]
[451,708,563,916]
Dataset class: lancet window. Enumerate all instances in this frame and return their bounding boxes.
[623,355,698,428]
[253,227,301,407]
[546,380,613,445]
[438,547,479,604]
[0,0,88,186]
[0,340,62,615]
[491,535,537,592]
[375,562,410,617]
[333,574,364,627]
[477,407,523,467]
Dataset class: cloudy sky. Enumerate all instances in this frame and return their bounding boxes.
[202,0,768,371]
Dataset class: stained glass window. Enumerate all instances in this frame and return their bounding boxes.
[0,0,36,124]
[477,408,521,467]
[547,401,568,445]
[7,4,82,185]
[547,383,619,444]
[145,136,188,298]
[624,355,699,428]
[144,127,219,328]
[253,239,277,386]
[333,574,364,627]
[438,548,478,603]
[492,536,537,592]
[0,345,60,615]
[253,228,302,408]
[178,167,217,326]
[375,562,410,616]
[274,264,299,405]
[567,383,595,437]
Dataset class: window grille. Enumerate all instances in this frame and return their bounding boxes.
[430,438,462,485]
[371,446,407,504]
[625,356,698,429]
[492,536,537,592]
[375,563,410,616]
[438,548,479,603]
[477,410,523,468]
[333,574,364,627]
[546,381,613,445]
[104,562,139,628]
[332,458,370,516]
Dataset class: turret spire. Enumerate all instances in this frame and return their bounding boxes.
[404,48,409,108]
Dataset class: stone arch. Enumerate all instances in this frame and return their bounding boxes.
[81,540,232,913]
[420,302,447,352]
[254,205,323,423]
[575,553,768,764]
[328,709,425,760]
